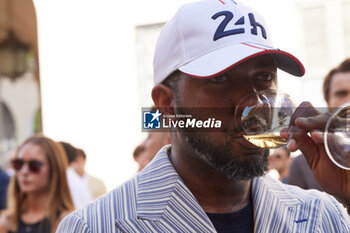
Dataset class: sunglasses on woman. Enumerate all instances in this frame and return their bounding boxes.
[11,159,45,173]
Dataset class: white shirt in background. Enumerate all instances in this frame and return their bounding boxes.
[66,167,93,209]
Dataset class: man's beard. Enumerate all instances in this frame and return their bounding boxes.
[180,129,269,181]
[175,107,269,181]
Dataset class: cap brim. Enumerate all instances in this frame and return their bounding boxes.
[178,42,305,78]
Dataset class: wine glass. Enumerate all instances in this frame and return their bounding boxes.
[324,102,350,170]
[235,89,350,170]
[235,89,295,149]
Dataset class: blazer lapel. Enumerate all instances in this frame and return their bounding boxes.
[115,146,216,232]
[253,176,320,233]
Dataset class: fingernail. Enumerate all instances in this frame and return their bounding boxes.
[314,130,322,135]
[287,138,296,149]
[312,130,324,138]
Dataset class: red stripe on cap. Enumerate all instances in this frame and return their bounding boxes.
[242,43,267,51]
[182,50,305,79]
[218,0,225,4]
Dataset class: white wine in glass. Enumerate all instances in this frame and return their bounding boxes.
[243,134,288,149]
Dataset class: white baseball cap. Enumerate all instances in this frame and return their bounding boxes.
[153,0,305,85]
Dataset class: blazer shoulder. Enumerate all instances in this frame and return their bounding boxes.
[58,176,138,232]
[56,212,91,233]
[284,182,335,203]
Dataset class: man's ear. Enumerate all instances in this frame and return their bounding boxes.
[152,84,175,115]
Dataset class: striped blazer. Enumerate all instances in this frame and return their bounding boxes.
[57,145,350,232]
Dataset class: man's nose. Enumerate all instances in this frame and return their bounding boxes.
[239,91,266,109]
[251,92,266,106]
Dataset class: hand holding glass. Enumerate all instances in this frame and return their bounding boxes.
[234,89,350,170]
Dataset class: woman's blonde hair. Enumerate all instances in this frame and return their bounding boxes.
[6,135,74,232]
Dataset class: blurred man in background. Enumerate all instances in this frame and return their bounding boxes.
[323,58,350,109]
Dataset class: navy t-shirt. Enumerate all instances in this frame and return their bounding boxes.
[206,202,254,233]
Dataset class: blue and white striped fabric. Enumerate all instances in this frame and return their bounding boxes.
[57,145,350,232]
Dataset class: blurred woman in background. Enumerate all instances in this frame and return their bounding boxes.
[0,135,74,233]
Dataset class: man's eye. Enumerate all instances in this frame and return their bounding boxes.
[210,75,228,83]
[257,73,274,82]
